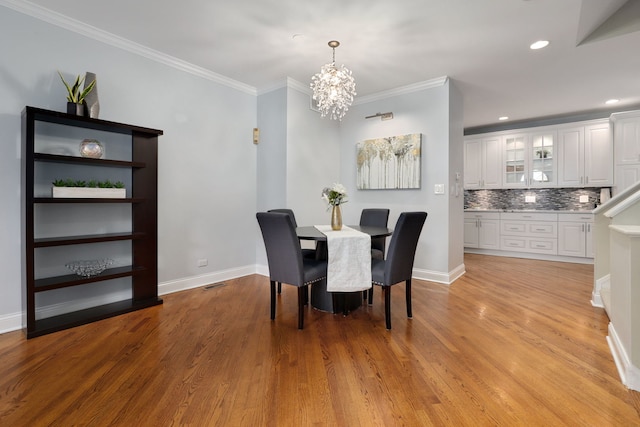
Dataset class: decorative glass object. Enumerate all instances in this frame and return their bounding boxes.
[80,138,104,158]
[66,259,114,277]
[310,40,356,121]
[331,205,342,231]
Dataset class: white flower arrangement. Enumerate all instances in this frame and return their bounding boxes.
[321,183,348,209]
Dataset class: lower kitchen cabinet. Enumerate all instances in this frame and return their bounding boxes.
[500,212,558,255]
[464,212,500,250]
[464,210,594,261]
[558,213,594,258]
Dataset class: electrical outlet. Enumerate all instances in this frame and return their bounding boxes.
[579,195,589,203]
[197,258,208,267]
[525,195,536,203]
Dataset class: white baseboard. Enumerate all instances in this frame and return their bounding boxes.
[607,322,640,391]
[591,274,609,309]
[413,262,465,285]
[159,264,257,295]
[465,248,593,265]
[0,311,23,335]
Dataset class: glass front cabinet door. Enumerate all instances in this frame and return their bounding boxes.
[503,134,527,187]
[503,131,557,188]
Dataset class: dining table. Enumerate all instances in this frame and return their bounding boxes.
[296,225,393,314]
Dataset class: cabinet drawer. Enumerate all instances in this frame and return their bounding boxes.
[501,237,526,249]
[501,221,557,238]
[464,211,500,220]
[528,223,556,236]
[558,213,594,223]
[502,222,526,234]
[500,236,557,255]
[501,212,558,222]
[528,239,555,251]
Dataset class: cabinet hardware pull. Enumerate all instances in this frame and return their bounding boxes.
[582,224,585,232]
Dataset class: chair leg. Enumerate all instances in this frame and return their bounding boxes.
[297,287,305,329]
[270,280,276,320]
[384,287,392,329]
[406,279,412,319]
[368,286,374,305]
[277,282,282,294]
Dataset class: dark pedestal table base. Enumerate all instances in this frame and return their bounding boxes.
[311,278,365,314]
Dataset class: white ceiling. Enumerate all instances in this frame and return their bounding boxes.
[11,0,640,128]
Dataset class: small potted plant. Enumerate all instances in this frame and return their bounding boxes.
[52,178,126,199]
[58,71,96,116]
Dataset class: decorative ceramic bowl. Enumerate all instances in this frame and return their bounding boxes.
[79,138,104,158]
[66,259,114,277]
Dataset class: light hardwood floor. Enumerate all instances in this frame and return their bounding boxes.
[1,254,639,426]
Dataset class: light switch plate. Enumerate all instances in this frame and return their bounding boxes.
[579,195,589,203]
[434,184,445,194]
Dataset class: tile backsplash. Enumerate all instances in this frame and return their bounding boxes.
[464,187,610,211]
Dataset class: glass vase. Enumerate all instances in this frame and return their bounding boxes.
[331,205,342,230]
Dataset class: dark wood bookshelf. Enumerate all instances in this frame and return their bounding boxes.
[22,106,163,338]
[29,298,162,339]
[34,232,145,247]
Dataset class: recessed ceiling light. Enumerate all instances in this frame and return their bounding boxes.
[498,116,509,121]
[605,99,620,105]
[530,40,549,50]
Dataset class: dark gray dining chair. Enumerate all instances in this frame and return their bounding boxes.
[360,208,390,259]
[257,212,327,329]
[268,208,316,294]
[370,211,427,329]
[360,208,390,303]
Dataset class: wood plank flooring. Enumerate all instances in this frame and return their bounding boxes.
[1,254,639,426]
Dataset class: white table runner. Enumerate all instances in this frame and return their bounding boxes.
[314,225,372,292]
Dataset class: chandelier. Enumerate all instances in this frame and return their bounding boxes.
[310,40,356,121]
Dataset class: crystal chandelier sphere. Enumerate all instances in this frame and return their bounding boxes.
[310,41,356,121]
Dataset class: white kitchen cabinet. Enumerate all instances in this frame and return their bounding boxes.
[464,212,500,249]
[611,111,640,193]
[611,111,640,165]
[500,212,558,255]
[585,122,613,186]
[464,136,501,189]
[616,164,640,194]
[557,121,612,187]
[502,131,556,188]
[558,213,594,258]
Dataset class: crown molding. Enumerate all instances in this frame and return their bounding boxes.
[354,76,449,104]
[260,76,449,102]
[0,0,257,96]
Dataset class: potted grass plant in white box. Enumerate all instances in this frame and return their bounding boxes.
[52,178,126,198]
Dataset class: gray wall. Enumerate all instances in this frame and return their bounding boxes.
[338,79,464,281]
[0,6,257,331]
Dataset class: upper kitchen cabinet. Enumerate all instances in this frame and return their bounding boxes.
[611,111,640,193]
[502,131,556,188]
[557,120,612,187]
[465,118,612,190]
[464,136,502,189]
